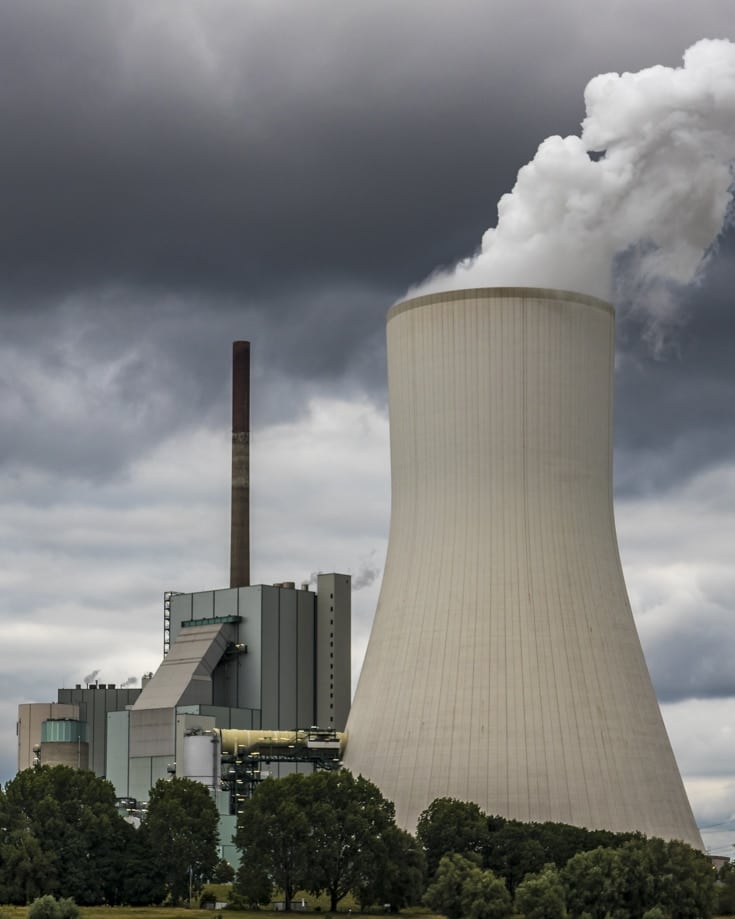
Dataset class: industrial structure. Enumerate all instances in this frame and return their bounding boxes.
[17,307,701,853]
[18,686,141,773]
[17,341,351,864]
[343,287,701,848]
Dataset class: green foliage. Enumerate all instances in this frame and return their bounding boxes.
[27,897,61,919]
[0,766,135,905]
[416,795,713,919]
[424,853,512,919]
[211,858,236,884]
[417,798,490,879]
[461,867,513,919]
[54,900,78,919]
[561,846,627,919]
[638,837,716,919]
[514,864,567,919]
[305,770,397,911]
[235,769,418,912]
[355,825,426,910]
[235,772,312,907]
[234,854,273,907]
[641,908,669,919]
[26,896,78,919]
[485,823,547,894]
[118,820,167,906]
[560,838,716,919]
[424,853,480,919]
[145,776,220,905]
[717,859,735,915]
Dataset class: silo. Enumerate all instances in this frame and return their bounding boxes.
[344,287,701,846]
[182,730,221,790]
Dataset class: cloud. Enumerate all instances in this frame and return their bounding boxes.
[409,39,735,353]
[617,462,735,703]
[352,554,382,592]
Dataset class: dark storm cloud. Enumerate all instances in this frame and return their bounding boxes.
[646,600,735,704]
[0,0,728,300]
[0,281,388,480]
[614,236,735,495]
[0,0,733,491]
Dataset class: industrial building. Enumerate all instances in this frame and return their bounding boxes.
[106,573,350,802]
[344,287,702,848]
[17,341,351,864]
[18,687,142,774]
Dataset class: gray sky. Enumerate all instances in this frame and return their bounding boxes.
[2,0,734,854]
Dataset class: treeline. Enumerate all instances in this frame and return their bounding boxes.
[0,765,722,918]
[0,767,218,905]
[235,782,717,919]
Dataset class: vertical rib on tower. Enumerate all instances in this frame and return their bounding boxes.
[230,341,250,589]
[344,287,701,847]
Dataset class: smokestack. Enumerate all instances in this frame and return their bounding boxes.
[344,287,701,848]
[230,341,250,588]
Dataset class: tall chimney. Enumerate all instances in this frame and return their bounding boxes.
[230,341,250,588]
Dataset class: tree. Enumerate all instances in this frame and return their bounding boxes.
[0,821,53,905]
[355,825,426,910]
[211,858,235,884]
[462,867,512,919]
[641,838,715,919]
[485,823,547,894]
[235,773,312,910]
[119,821,167,906]
[424,853,512,919]
[417,797,490,879]
[514,864,567,919]
[306,770,398,911]
[233,855,273,908]
[0,766,133,905]
[27,896,79,919]
[424,853,479,919]
[145,777,219,905]
[716,860,735,916]
[561,846,627,919]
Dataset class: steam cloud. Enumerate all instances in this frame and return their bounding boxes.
[411,39,735,333]
[353,554,381,591]
[120,676,138,688]
[83,669,100,685]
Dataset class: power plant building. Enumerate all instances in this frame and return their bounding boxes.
[16,340,351,866]
[344,287,702,848]
[107,574,351,804]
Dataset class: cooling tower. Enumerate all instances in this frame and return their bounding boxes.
[344,287,701,847]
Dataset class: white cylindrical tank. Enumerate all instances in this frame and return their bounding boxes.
[182,731,220,789]
[344,287,701,847]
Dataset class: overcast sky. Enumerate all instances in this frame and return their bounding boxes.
[1,0,734,854]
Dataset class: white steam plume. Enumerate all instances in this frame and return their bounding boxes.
[411,39,735,331]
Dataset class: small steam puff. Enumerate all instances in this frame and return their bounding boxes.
[411,39,735,327]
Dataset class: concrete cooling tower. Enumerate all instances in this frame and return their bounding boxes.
[343,287,701,848]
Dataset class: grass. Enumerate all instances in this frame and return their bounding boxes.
[0,911,446,919]
[1,910,733,919]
